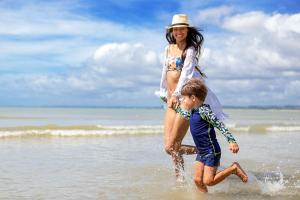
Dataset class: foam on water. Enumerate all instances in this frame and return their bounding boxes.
[227,123,300,133]
[0,123,300,138]
[266,126,300,132]
[0,125,163,138]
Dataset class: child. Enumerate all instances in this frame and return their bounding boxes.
[178,78,248,192]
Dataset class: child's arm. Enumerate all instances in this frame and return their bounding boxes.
[174,105,191,120]
[199,105,237,144]
[199,105,239,153]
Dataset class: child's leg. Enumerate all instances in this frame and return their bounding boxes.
[203,162,248,186]
[232,162,248,182]
[203,165,232,186]
[194,161,208,193]
[180,144,197,155]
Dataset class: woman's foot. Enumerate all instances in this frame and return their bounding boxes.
[175,164,185,183]
[232,162,248,183]
[176,174,185,183]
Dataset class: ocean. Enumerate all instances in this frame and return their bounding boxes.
[0,107,299,200]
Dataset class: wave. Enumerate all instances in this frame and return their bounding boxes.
[0,123,299,138]
[227,123,300,133]
[0,125,163,138]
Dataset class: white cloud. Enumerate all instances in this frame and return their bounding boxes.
[195,5,235,25]
[286,80,300,97]
[0,1,299,106]
[194,10,300,106]
[0,1,166,106]
[0,1,164,71]
[223,12,300,36]
[222,11,267,33]
[88,42,162,99]
[92,43,160,75]
[0,8,128,38]
[201,11,300,78]
[0,42,163,106]
[0,1,123,37]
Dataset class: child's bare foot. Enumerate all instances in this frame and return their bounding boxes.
[232,162,248,183]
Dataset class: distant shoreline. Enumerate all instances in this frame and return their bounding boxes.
[0,105,300,110]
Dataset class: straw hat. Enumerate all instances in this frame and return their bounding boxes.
[167,14,190,29]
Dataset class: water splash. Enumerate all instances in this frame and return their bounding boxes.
[256,167,286,195]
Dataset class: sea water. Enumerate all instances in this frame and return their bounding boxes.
[0,107,299,200]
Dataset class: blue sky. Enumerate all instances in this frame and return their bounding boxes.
[0,0,299,107]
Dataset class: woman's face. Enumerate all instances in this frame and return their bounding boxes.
[172,27,188,43]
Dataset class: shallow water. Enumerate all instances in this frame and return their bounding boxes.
[0,108,299,199]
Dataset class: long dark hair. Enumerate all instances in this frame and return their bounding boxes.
[166,27,206,77]
[166,27,204,60]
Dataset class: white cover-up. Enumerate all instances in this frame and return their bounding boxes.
[159,45,228,120]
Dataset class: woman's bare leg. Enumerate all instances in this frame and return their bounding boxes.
[163,107,177,154]
[164,108,182,178]
[164,107,195,179]
[163,107,197,179]
[169,113,190,179]
[176,102,197,155]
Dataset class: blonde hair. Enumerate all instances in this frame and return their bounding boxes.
[181,78,207,102]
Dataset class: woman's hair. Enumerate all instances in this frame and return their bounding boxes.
[181,78,207,102]
[166,27,206,77]
[165,27,204,60]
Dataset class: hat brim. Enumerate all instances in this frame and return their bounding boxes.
[166,23,190,29]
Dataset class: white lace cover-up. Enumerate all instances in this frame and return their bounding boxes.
[159,45,228,120]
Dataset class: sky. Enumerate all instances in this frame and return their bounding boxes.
[0,0,299,107]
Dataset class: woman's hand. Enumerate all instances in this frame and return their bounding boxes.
[160,96,167,103]
[167,96,179,109]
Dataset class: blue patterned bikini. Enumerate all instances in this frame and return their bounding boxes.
[160,56,183,102]
[167,57,184,72]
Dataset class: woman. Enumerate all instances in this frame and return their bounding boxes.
[159,14,227,180]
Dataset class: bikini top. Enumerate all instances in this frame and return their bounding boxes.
[165,45,206,77]
[166,56,184,71]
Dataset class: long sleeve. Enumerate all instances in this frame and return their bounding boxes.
[172,47,197,97]
[159,46,169,98]
[199,105,237,143]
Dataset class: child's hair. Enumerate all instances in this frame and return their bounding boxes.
[181,78,207,102]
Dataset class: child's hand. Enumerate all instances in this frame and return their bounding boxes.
[229,143,239,154]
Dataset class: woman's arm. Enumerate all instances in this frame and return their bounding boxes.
[159,46,169,102]
[172,47,197,97]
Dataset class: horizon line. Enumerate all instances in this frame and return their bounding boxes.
[0,105,300,109]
